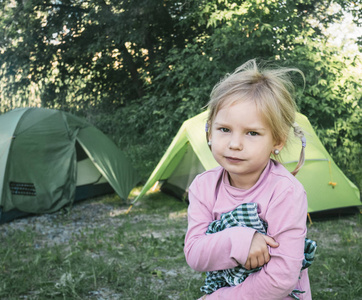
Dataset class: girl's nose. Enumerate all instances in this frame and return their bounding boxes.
[228,135,243,150]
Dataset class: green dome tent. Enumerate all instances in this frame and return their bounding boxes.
[0,108,139,223]
[135,111,360,215]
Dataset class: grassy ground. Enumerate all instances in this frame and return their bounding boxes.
[0,191,361,300]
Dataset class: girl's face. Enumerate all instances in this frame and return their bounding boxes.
[209,99,283,189]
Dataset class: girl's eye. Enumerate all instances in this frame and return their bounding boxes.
[248,131,259,136]
[220,128,230,133]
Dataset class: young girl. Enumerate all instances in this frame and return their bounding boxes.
[184,59,313,299]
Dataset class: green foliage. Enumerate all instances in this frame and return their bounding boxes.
[289,39,362,189]
[0,0,360,189]
[0,0,204,112]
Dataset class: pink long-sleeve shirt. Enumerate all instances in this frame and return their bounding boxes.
[184,159,311,300]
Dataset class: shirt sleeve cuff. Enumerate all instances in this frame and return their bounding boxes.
[228,226,257,265]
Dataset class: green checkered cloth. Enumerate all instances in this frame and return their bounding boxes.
[201,203,317,300]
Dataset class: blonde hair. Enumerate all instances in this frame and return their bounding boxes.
[206,59,306,176]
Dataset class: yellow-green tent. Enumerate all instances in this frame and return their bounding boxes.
[135,111,360,214]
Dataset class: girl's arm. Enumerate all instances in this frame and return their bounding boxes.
[184,179,257,272]
[205,184,308,300]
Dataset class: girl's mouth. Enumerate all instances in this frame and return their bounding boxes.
[225,156,245,163]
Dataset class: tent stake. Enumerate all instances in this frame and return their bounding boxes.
[307,213,313,225]
[126,204,133,214]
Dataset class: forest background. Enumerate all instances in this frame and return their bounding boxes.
[1,0,361,191]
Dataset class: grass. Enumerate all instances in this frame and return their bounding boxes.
[307,213,362,299]
[0,190,361,300]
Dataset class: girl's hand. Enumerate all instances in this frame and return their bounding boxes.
[244,232,279,270]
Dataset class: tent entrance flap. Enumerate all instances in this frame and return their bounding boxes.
[163,143,205,186]
[75,156,114,201]
[76,157,108,186]
[161,144,205,199]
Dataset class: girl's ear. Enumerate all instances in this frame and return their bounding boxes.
[206,132,212,148]
[208,131,212,141]
[206,122,212,143]
[273,139,285,152]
